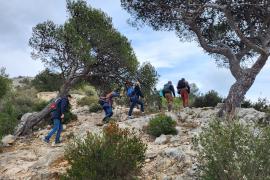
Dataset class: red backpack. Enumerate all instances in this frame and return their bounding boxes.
[49,98,61,111]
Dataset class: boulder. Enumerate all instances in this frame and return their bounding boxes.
[155,134,169,145]
[1,134,15,146]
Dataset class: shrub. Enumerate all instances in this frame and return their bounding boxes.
[31,68,64,92]
[197,119,270,179]
[77,96,98,107]
[63,111,78,124]
[89,103,103,113]
[192,90,223,107]
[147,114,177,137]
[0,102,18,138]
[63,122,147,180]
[0,76,11,100]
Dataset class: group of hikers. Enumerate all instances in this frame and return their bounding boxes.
[43,78,190,145]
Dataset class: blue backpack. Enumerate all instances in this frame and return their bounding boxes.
[126,87,135,97]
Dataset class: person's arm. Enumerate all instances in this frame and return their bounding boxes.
[60,98,68,119]
[170,85,176,97]
[137,88,144,98]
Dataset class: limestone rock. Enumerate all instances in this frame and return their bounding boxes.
[155,134,168,145]
[1,134,15,146]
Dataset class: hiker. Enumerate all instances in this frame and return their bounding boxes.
[43,94,72,145]
[162,81,175,112]
[177,78,190,108]
[127,81,144,119]
[153,88,162,112]
[99,89,120,123]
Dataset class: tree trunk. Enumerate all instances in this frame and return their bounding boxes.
[218,72,256,119]
[14,77,80,136]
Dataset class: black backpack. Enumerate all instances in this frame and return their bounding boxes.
[162,83,171,94]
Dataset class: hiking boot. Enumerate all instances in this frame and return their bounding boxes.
[52,142,62,147]
[43,138,49,144]
[128,116,134,119]
[141,112,145,116]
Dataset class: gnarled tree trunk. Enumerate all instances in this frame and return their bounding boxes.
[221,74,256,119]
[14,77,80,136]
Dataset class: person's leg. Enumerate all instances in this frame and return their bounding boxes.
[103,106,111,122]
[55,120,63,143]
[128,100,136,116]
[45,119,60,141]
[180,90,185,107]
[107,106,113,118]
[165,93,173,111]
[137,99,144,113]
[184,90,189,107]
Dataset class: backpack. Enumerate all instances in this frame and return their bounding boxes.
[49,98,61,112]
[126,87,135,97]
[163,83,171,93]
[177,80,186,89]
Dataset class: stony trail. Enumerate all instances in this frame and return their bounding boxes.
[0,105,266,180]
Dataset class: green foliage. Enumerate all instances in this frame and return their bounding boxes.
[31,68,63,92]
[77,96,98,107]
[89,103,103,113]
[192,90,223,108]
[197,119,270,179]
[147,114,177,137]
[63,122,147,180]
[253,98,269,112]
[241,98,269,113]
[29,0,140,93]
[0,102,18,138]
[0,75,11,100]
[63,111,78,124]
[241,98,253,108]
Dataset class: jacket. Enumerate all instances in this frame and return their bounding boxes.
[51,97,69,119]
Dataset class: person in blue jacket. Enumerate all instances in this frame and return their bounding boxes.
[43,94,72,145]
[128,81,144,119]
[99,89,120,123]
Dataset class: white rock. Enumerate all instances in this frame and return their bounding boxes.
[161,147,185,161]
[155,134,168,145]
[1,134,15,146]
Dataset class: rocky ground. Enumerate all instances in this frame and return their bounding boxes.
[0,94,267,180]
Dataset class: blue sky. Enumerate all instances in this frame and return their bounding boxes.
[0,0,269,101]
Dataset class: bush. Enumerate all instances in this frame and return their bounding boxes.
[192,90,223,107]
[63,122,147,180]
[0,102,18,138]
[147,114,177,137]
[89,103,103,113]
[197,119,270,179]
[0,76,10,100]
[77,96,98,107]
[63,111,78,124]
[31,68,64,92]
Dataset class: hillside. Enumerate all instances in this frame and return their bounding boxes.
[0,93,267,180]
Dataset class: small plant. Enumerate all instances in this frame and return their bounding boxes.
[192,90,223,107]
[147,114,177,137]
[89,103,103,113]
[63,122,147,180]
[77,96,98,107]
[197,118,270,179]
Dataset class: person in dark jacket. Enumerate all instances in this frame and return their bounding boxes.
[177,78,190,108]
[128,81,144,118]
[43,94,71,145]
[163,81,175,112]
[99,89,120,123]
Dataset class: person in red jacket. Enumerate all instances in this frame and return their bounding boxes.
[177,78,190,108]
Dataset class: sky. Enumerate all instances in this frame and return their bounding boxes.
[0,0,269,101]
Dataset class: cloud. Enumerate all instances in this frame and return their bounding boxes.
[0,0,269,101]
